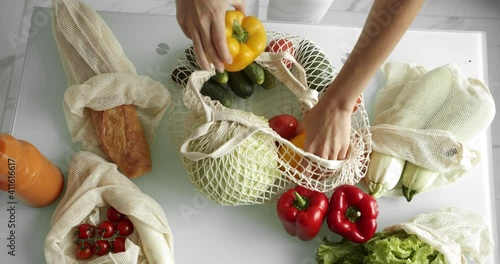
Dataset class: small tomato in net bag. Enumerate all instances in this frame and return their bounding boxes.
[269,114,299,140]
[265,38,295,69]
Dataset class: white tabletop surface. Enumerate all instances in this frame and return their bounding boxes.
[0,8,498,264]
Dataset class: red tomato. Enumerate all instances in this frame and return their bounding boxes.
[265,39,295,69]
[116,219,134,236]
[75,241,93,260]
[76,223,95,239]
[269,114,299,140]
[353,96,362,112]
[97,221,115,238]
[106,207,125,222]
[111,237,126,253]
[93,240,110,256]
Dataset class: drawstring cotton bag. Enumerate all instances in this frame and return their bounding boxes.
[365,62,496,196]
[383,207,494,264]
[52,0,170,157]
[44,151,175,264]
[167,31,372,206]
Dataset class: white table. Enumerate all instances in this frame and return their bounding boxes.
[1,7,498,263]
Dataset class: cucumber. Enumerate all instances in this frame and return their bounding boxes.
[261,69,277,90]
[211,70,229,84]
[243,62,265,85]
[295,39,334,92]
[227,71,255,99]
[171,66,193,87]
[200,80,233,108]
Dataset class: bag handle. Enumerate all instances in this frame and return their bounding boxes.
[255,52,319,112]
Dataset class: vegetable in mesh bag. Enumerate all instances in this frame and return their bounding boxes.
[316,207,493,264]
[363,62,496,200]
[44,151,175,264]
[181,110,282,206]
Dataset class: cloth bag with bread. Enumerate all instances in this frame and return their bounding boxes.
[52,0,170,179]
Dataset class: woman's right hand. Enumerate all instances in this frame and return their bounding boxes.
[175,0,245,72]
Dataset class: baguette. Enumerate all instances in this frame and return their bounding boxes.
[90,105,152,178]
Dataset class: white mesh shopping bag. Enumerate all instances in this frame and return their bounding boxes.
[167,31,372,206]
[44,151,175,264]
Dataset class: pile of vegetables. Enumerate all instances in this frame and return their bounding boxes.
[276,184,379,242]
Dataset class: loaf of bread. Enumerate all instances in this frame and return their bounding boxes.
[90,105,152,178]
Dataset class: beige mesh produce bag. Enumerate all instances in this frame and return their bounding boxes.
[44,151,175,264]
[369,62,495,196]
[52,0,170,157]
[167,31,372,206]
[383,207,494,264]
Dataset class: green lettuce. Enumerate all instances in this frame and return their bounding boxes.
[316,230,446,264]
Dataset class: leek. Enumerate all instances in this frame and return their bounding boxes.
[364,151,406,199]
[400,162,439,202]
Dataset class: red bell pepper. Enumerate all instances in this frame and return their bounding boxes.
[326,185,378,243]
[276,185,329,241]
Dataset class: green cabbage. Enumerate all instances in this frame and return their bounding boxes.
[182,112,281,205]
[316,230,446,264]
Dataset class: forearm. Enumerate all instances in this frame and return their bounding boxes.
[323,0,424,110]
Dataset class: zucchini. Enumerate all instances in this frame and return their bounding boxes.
[227,71,255,99]
[200,80,233,108]
[171,66,193,87]
[295,39,334,92]
[261,69,277,90]
[243,62,265,85]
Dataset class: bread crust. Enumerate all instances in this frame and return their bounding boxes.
[90,105,152,178]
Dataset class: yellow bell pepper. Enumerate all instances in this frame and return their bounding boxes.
[224,10,267,72]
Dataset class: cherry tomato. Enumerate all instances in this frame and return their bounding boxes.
[353,96,362,112]
[106,206,125,222]
[269,114,299,140]
[265,39,295,69]
[93,240,110,256]
[76,223,95,239]
[111,237,126,253]
[97,221,115,238]
[75,241,93,260]
[116,219,134,236]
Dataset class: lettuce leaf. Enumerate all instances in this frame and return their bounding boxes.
[316,230,446,264]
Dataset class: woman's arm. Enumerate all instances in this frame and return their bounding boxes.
[298,0,424,160]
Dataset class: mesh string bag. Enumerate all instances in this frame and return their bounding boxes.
[44,151,175,264]
[364,62,496,196]
[167,31,372,206]
[383,207,494,264]
[52,0,170,157]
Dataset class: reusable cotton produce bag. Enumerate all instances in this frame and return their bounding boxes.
[44,151,175,264]
[383,207,494,263]
[369,62,495,196]
[167,31,372,206]
[52,0,170,157]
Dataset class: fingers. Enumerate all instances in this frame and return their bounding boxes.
[230,0,246,12]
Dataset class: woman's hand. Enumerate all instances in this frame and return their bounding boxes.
[175,0,245,72]
[297,98,353,160]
